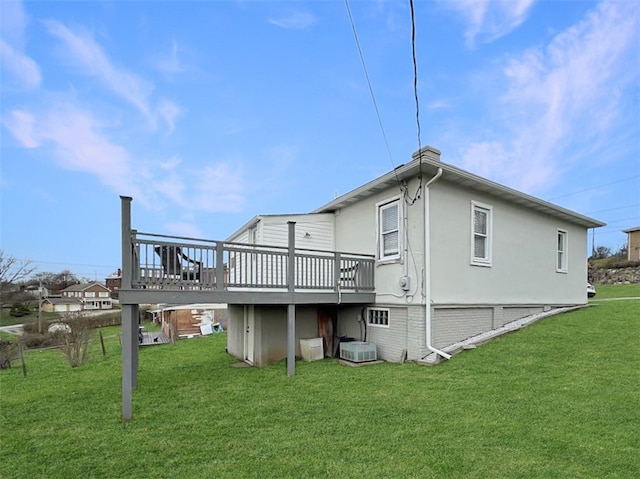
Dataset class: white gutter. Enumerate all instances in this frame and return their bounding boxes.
[423,168,451,360]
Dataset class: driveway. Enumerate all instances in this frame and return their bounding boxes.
[0,324,24,335]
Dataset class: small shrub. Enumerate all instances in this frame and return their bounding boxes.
[51,312,94,367]
[20,332,57,349]
[0,339,17,369]
[9,302,30,317]
[23,321,53,335]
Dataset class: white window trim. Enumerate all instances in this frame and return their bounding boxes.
[470,201,493,267]
[556,229,568,273]
[376,196,402,264]
[367,307,390,328]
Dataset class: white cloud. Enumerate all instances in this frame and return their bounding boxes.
[459,1,640,193]
[188,163,245,213]
[164,221,203,239]
[3,109,39,147]
[0,39,41,88]
[427,99,452,110]
[154,40,184,75]
[159,156,182,170]
[0,0,41,89]
[447,0,536,47]
[268,12,316,30]
[3,102,146,201]
[156,99,183,133]
[0,0,28,47]
[3,101,246,212]
[43,20,163,128]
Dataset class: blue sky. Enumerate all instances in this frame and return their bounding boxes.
[1,0,639,281]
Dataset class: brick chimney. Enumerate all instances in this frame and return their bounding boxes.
[411,146,441,162]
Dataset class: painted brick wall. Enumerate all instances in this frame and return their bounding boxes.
[407,306,427,360]
[364,307,405,363]
[501,306,544,326]
[432,307,493,348]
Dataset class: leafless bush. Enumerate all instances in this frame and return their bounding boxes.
[51,312,94,367]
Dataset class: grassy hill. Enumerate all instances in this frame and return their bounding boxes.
[1,297,638,478]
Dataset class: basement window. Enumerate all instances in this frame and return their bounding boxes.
[367,308,390,328]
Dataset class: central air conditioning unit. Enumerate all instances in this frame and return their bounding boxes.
[339,341,377,363]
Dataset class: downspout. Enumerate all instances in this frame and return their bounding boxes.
[423,168,451,360]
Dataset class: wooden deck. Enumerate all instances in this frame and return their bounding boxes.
[139,332,171,346]
[121,216,376,306]
[119,196,376,420]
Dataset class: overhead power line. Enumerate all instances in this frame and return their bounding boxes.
[548,175,640,200]
[344,0,396,173]
[409,0,421,153]
[585,204,640,214]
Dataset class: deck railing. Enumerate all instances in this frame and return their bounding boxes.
[129,230,375,293]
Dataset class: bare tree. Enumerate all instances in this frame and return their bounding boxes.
[593,246,612,260]
[0,250,36,292]
[51,312,94,367]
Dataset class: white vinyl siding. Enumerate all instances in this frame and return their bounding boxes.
[378,198,401,262]
[556,229,568,273]
[471,201,492,266]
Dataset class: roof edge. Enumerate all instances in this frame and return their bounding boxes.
[312,152,606,229]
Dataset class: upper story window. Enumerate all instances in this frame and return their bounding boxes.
[85,292,96,298]
[471,201,493,267]
[557,229,568,273]
[378,198,401,262]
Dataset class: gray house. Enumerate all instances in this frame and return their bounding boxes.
[224,146,604,365]
[118,145,604,419]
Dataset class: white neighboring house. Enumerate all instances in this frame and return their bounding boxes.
[59,282,113,311]
[224,146,605,366]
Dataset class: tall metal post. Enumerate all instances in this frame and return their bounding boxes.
[37,280,43,334]
[120,196,135,421]
[287,221,296,377]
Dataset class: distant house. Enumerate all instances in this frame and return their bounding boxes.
[59,283,113,310]
[105,269,122,297]
[24,285,50,298]
[623,226,640,261]
[41,297,83,313]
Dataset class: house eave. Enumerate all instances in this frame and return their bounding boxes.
[312,151,606,229]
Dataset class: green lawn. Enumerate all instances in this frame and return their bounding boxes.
[1,300,639,479]
[0,309,59,327]
[591,283,640,299]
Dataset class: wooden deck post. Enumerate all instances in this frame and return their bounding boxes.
[287,221,296,377]
[215,242,224,289]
